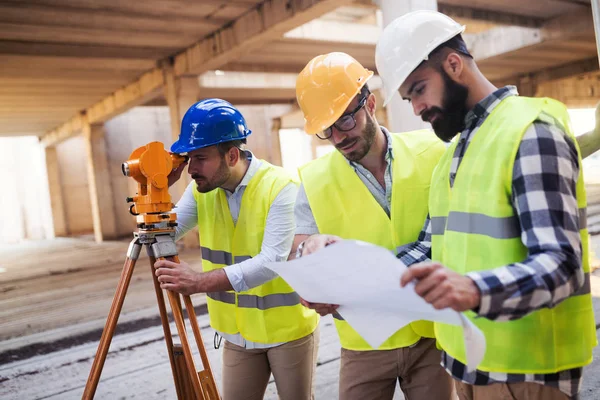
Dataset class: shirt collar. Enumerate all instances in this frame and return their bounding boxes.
[464,85,518,129]
[225,150,259,195]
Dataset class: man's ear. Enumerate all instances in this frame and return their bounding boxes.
[443,52,464,81]
[227,147,239,166]
[366,92,377,116]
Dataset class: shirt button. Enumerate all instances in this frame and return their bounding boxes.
[367,174,372,178]
[450,173,457,179]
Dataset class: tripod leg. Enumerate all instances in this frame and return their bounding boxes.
[82,238,142,400]
[166,255,219,400]
[183,294,220,400]
[165,289,205,400]
[148,254,188,400]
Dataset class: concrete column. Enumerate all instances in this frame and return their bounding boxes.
[379,0,437,132]
[83,122,118,243]
[44,145,68,238]
[164,68,200,249]
[164,69,198,202]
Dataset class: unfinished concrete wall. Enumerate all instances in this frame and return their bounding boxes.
[0,137,53,243]
[56,135,94,235]
[237,104,294,165]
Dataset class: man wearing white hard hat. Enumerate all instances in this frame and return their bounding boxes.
[375,10,597,400]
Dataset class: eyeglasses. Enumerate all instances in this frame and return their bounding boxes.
[317,95,368,140]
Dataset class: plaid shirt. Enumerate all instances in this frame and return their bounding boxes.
[397,86,584,397]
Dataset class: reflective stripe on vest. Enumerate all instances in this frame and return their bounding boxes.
[300,130,446,350]
[201,247,252,265]
[431,208,587,237]
[195,161,318,344]
[207,291,302,309]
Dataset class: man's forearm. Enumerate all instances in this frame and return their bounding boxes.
[576,128,600,159]
[197,269,234,292]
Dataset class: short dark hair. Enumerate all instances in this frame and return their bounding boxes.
[216,139,246,157]
[360,83,371,99]
[417,34,473,71]
[431,34,472,59]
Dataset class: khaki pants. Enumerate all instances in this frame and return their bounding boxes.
[339,338,454,400]
[221,325,319,400]
[455,380,570,400]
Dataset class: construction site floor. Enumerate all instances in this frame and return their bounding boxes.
[1,235,600,399]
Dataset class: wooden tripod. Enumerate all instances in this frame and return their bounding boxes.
[81,226,219,400]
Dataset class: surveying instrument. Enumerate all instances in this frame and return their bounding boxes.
[82,142,220,399]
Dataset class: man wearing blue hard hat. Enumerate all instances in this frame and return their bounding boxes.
[154,98,319,400]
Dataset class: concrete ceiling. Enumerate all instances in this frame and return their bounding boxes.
[0,0,597,138]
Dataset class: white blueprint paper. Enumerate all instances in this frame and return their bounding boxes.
[266,240,486,371]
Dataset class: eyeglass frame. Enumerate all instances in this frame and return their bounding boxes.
[316,93,370,140]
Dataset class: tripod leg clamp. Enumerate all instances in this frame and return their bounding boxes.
[127,238,142,260]
[151,235,178,258]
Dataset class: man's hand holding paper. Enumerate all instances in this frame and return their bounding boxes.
[266,240,486,371]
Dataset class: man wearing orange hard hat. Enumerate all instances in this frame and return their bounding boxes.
[290,52,454,400]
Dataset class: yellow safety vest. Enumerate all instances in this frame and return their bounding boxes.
[430,96,596,373]
[194,161,318,344]
[300,130,446,350]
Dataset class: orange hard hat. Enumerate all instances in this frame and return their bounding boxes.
[296,52,373,135]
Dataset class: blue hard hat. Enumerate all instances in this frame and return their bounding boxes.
[170,98,252,153]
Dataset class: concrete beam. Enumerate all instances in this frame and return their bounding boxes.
[437,4,544,28]
[495,57,600,89]
[173,0,355,76]
[467,8,593,61]
[40,114,85,147]
[39,0,351,149]
[284,18,380,44]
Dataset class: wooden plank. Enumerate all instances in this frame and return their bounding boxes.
[86,68,165,124]
[40,114,85,147]
[540,7,595,41]
[174,0,355,76]
[83,122,118,243]
[437,0,589,19]
[0,40,175,59]
[437,3,544,28]
[0,3,223,34]
[0,67,143,80]
[0,55,155,71]
[0,76,131,87]
[8,0,254,19]
[0,22,197,48]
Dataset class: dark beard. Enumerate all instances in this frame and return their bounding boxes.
[422,69,469,142]
[192,158,231,193]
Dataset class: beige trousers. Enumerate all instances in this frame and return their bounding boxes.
[221,325,319,400]
[339,338,455,400]
[455,380,570,400]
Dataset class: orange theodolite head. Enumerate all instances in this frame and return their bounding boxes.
[121,142,187,224]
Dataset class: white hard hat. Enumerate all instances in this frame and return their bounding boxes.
[375,10,465,106]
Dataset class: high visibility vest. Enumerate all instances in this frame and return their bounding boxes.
[300,130,446,350]
[194,161,319,344]
[430,96,596,373]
